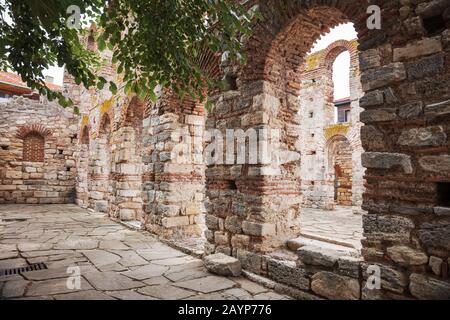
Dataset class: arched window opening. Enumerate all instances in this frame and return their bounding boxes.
[87,34,96,51]
[99,114,112,138]
[81,126,90,146]
[23,132,45,162]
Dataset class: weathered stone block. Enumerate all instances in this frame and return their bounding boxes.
[267,259,309,290]
[434,207,450,216]
[311,272,360,300]
[161,216,189,228]
[409,273,450,300]
[362,152,413,174]
[393,37,442,61]
[205,214,220,231]
[359,90,384,108]
[362,263,408,294]
[398,101,423,119]
[361,63,406,91]
[429,256,444,276]
[397,126,447,147]
[337,256,363,278]
[419,221,450,251]
[386,246,428,266]
[236,249,262,274]
[360,108,397,123]
[297,245,347,268]
[406,54,444,80]
[363,214,415,243]
[242,221,275,236]
[230,234,250,248]
[224,216,242,234]
[416,0,450,18]
[214,231,230,246]
[203,253,242,277]
[419,155,450,175]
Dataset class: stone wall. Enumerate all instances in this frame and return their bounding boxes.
[0,96,78,204]
[204,0,450,300]
[2,1,448,300]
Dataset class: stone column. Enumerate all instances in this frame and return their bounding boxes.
[144,92,205,239]
[111,126,143,221]
[205,82,302,263]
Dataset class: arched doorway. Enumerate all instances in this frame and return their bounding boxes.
[204,2,370,257]
[201,0,450,299]
[325,135,353,207]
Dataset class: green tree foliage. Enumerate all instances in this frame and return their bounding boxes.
[0,0,253,111]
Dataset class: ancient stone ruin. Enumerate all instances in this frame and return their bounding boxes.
[1,0,450,300]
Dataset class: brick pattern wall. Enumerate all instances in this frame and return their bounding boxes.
[204,0,450,300]
[144,89,206,239]
[0,96,78,204]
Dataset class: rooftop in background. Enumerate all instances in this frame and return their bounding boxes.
[0,71,61,99]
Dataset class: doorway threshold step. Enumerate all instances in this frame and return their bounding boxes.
[287,235,360,257]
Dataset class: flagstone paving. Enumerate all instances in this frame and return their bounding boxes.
[0,204,290,300]
[298,206,364,250]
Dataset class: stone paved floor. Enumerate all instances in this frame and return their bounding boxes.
[298,206,364,250]
[0,204,290,300]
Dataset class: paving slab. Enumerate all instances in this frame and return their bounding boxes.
[83,271,145,291]
[138,284,196,300]
[173,275,237,294]
[0,204,289,300]
[26,277,93,296]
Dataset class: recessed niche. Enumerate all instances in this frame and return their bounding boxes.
[437,183,450,207]
[423,15,446,35]
[224,74,238,91]
[228,180,237,190]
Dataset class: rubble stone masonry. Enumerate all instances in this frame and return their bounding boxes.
[0,97,78,204]
[204,0,450,299]
[1,0,450,300]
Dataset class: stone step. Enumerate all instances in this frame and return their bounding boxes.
[298,232,359,249]
[287,236,360,257]
[120,220,143,230]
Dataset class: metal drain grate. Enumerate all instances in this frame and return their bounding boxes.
[0,262,47,277]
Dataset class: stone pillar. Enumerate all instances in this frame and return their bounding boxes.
[144,92,205,239]
[75,143,90,208]
[111,126,143,221]
[205,83,302,259]
[87,136,111,212]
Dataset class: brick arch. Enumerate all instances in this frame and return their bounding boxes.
[319,39,359,70]
[240,0,367,91]
[16,124,52,140]
[119,96,145,129]
[325,134,352,169]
